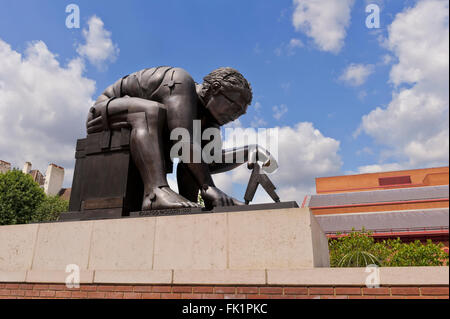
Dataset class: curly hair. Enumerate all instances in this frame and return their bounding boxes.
[202,67,253,106]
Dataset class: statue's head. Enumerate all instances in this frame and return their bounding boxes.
[201,67,252,125]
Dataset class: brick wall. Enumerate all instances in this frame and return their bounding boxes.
[0,283,448,299]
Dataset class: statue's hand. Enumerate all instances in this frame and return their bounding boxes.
[201,186,244,207]
[248,145,279,174]
[86,103,108,134]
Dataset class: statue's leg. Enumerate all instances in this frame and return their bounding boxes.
[177,162,200,202]
[105,97,200,210]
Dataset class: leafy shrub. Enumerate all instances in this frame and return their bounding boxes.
[329,230,449,267]
[0,170,45,225]
[30,195,69,223]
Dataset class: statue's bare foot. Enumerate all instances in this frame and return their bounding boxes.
[142,186,201,210]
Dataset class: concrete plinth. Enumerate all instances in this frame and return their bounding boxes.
[0,208,329,283]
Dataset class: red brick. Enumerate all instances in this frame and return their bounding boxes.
[214,287,236,294]
[152,286,171,293]
[123,292,142,299]
[5,283,19,289]
[80,285,97,291]
[201,294,224,299]
[133,286,153,293]
[363,287,390,295]
[406,296,438,299]
[335,287,361,295]
[71,291,88,298]
[172,286,193,293]
[0,284,5,289]
[260,287,283,295]
[224,294,246,299]
[9,290,25,297]
[181,293,202,299]
[40,291,56,298]
[247,294,271,299]
[436,296,450,299]
[309,287,334,295]
[284,287,308,295]
[97,285,116,292]
[391,287,420,296]
[349,296,377,299]
[193,286,214,293]
[0,296,17,299]
[33,284,49,290]
[0,289,11,296]
[25,290,40,297]
[421,287,449,296]
[376,296,405,299]
[55,291,72,298]
[112,285,134,292]
[162,293,181,299]
[321,295,348,299]
[299,295,323,300]
[270,295,298,299]
[48,284,66,291]
[142,293,162,299]
[87,292,106,299]
[105,292,124,299]
[237,287,258,294]
[19,284,33,290]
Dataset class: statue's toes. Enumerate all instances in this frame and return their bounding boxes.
[141,197,152,211]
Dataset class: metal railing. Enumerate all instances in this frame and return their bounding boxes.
[326,226,449,236]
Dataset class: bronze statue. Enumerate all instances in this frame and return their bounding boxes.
[86,66,277,211]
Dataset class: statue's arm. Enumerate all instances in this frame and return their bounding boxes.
[209,145,278,174]
[208,146,250,174]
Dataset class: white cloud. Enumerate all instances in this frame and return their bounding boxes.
[274,38,304,57]
[222,122,342,203]
[76,16,119,69]
[0,39,96,186]
[355,163,404,174]
[289,38,303,49]
[250,116,267,128]
[358,0,449,169]
[292,0,355,53]
[339,63,374,86]
[272,104,288,120]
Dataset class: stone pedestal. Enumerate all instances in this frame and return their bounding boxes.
[68,129,144,217]
[0,208,329,282]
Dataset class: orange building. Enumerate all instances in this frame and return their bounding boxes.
[303,167,449,246]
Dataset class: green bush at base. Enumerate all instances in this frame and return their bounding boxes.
[329,230,449,267]
[0,170,68,225]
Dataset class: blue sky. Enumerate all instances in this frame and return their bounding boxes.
[0,0,448,202]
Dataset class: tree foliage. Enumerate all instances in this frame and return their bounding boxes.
[0,170,45,225]
[31,195,69,223]
[329,230,449,267]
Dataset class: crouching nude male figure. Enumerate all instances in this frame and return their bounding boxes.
[86,66,277,210]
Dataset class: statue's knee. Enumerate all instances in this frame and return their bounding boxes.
[144,102,166,120]
[132,127,148,140]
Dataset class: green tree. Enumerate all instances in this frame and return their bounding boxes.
[329,230,448,267]
[30,195,69,223]
[0,169,45,225]
[381,238,449,267]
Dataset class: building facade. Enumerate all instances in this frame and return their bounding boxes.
[304,167,449,248]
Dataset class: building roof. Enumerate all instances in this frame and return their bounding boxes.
[308,185,449,208]
[316,166,448,194]
[316,208,449,234]
[58,188,71,201]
